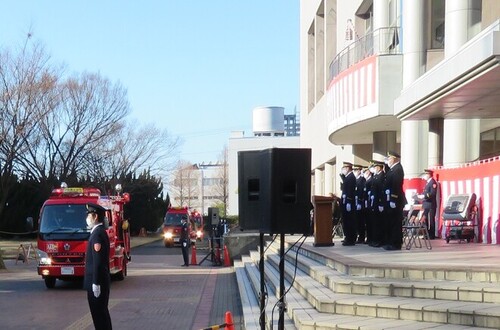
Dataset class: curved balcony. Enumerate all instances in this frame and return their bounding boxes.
[326,27,403,145]
[329,27,401,83]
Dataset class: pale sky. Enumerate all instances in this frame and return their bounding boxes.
[0,1,299,164]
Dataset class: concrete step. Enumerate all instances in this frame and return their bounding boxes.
[239,252,492,329]
[249,245,500,329]
[265,241,500,304]
[281,239,500,283]
[234,260,261,330]
[239,256,297,329]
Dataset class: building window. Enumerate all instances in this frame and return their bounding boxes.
[430,0,445,49]
[480,127,500,159]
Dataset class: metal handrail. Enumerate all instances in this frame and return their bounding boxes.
[329,27,401,82]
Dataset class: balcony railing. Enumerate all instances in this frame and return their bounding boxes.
[329,27,401,82]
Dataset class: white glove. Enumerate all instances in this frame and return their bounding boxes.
[378,206,384,212]
[182,241,187,248]
[92,284,101,298]
[356,204,361,211]
[390,202,396,209]
[346,203,351,212]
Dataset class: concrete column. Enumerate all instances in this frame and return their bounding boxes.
[372,131,397,161]
[324,163,334,196]
[428,118,443,167]
[314,168,324,196]
[443,119,481,165]
[402,0,427,85]
[400,0,428,177]
[373,0,390,30]
[444,0,482,58]
[401,120,429,178]
[443,0,481,165]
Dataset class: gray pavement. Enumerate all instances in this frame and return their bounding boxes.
[0,235,243,330]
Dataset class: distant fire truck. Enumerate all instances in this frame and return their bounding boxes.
[162,207,204,247]
[37,184,131,288]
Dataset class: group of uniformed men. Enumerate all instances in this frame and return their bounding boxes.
[339,151,406,251]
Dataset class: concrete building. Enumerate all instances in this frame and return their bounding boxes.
[300,0,500,198]
[170,162,225,216]
[227,106,300,216]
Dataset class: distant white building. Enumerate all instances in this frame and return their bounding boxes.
[227,106,300,216]
[170,162,225,216]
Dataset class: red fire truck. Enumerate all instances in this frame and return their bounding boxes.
[37,184,131,288]
[162,207,204,247]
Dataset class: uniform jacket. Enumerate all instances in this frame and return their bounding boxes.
[422,177,437,210]
[180,221,189,241]
[341,171,356,211]
[370,171,386,210]
[84,224,110,290]
[384,162,407,207]
[355,175,366,209]
[364,175,373,209]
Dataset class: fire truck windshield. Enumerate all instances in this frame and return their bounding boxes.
[39,204,90,240]
[164,213,184,226]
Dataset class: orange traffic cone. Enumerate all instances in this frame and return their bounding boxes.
[223,245,231,267]
[225,311,234,330]
[190,244,197,265]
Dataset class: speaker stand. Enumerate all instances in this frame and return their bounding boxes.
[199,231,221,266]
[278,233,285,330]
[259,233,265,330]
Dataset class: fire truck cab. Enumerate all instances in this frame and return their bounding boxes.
[162,207,203,247]
[37,184,131,289]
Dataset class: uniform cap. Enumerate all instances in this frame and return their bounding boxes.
[86,203,106,221]
[387,151,401,158]
[342,161,353,167]
[423,169,434,175]
[353,164,363,170]
[371,160,384,167]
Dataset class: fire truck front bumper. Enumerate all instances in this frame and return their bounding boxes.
[37,264,85,278]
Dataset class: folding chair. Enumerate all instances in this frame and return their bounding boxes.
[331,197,344,239]
[332,216,344,239]
[402,204,432,250]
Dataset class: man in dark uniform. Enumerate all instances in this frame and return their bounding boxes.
[353,164,366,244]
[369,160,386,247]
[383,151,406,250]
[340,161,357,246]
[84,203,112,330]
[421,169,438,239]
[180,215,190,266]
[362,166,374,245]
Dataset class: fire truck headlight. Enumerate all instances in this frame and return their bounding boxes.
[164,232,173,240]
[40,257,52,265]
[38,250,51,265]
[196,230,202,238]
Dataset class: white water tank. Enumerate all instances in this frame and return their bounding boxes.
[252,106,284,135]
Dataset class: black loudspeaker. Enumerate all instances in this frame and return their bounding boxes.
[238,150,262,231]
[208,207,219,225]
[238,148,312,235]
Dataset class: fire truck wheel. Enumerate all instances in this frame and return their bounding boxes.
[44,277,56,289]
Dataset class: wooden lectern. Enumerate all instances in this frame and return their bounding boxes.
[312,195,334,246]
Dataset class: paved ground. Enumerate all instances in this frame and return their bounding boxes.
[0,235,243,330]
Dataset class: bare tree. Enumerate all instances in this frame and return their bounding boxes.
[0,39,59,225]
[19,71,130,184]
[169,161,199,208]
[213,145,229,216]
[92,122,180,181]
